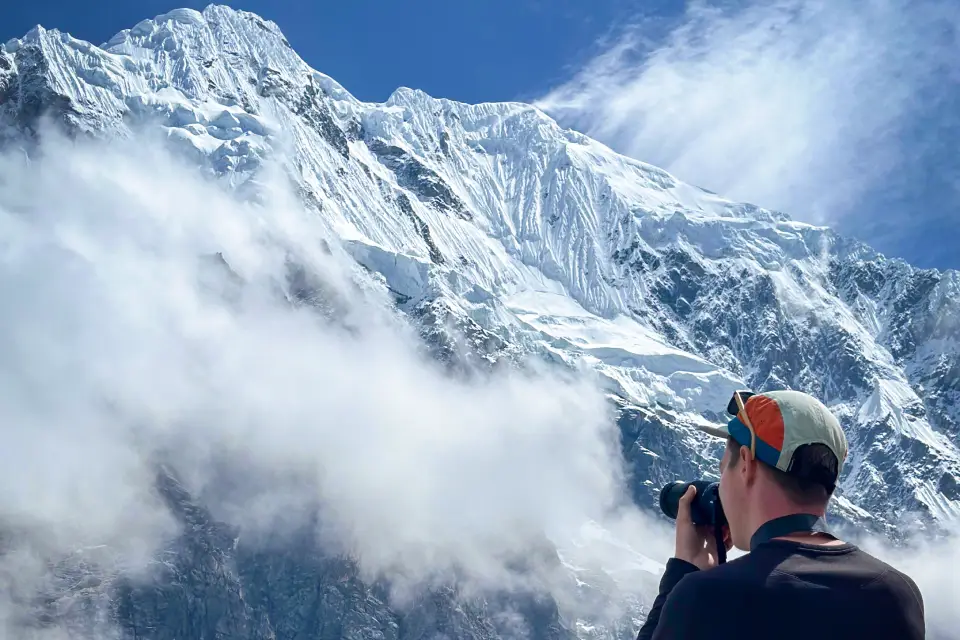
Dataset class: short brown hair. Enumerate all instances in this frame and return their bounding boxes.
[726,436,838,506]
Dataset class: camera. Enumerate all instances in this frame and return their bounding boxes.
[659,480,727,527]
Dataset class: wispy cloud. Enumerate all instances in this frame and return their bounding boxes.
[536,0,960,268]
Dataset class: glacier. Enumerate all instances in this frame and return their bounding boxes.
[1,4,959,639]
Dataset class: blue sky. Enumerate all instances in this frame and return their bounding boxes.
[3,0,658,103]
[4,0,959,271]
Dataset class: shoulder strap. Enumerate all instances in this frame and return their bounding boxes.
[750,513,835,551]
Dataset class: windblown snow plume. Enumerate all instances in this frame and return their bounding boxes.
[536,0,960,266]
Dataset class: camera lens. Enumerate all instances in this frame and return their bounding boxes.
[658,481,690,520]
[658,479,724,526]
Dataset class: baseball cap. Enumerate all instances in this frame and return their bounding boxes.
[698,389,849,478]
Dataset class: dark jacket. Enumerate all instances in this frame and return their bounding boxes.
[636,539,924,639]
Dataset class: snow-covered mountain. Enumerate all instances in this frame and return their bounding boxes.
[1,5,959,639]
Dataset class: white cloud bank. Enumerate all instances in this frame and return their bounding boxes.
[536,0,960,232]
[0,132,670,636]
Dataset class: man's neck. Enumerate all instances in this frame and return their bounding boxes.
[749,492,834,545]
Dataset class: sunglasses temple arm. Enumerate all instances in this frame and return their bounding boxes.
[735,393,757,459]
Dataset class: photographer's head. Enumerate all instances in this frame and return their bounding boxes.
[699,390,848,550]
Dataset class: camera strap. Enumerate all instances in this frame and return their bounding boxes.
[714,500,728,564]
[749,513,834,551]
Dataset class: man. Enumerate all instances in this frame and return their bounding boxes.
[636,388,925,639]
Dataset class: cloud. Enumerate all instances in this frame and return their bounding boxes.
[535,0,960,267]
[0,130,670,635]
[856,532,960,639]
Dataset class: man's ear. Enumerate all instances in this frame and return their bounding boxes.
[739,445,758,484]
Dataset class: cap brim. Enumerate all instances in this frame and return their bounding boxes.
[697,423,730,439]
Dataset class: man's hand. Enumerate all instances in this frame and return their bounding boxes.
[674,484,732,570]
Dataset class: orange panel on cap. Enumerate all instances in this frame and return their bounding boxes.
[744,395,785,451]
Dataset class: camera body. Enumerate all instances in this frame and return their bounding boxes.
[659,480,727,527]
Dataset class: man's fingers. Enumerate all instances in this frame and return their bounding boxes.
[723,526,734,551]
[676,484,697,525]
